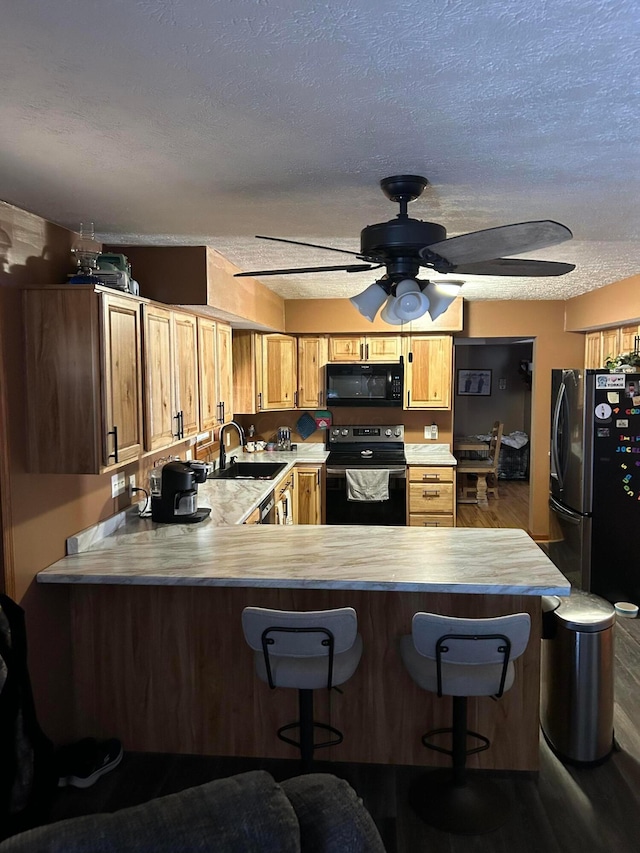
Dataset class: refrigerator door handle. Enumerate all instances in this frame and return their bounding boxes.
[551,381,566,487]
[549,495,585,522]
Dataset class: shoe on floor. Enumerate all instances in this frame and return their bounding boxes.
[57,737,123,788]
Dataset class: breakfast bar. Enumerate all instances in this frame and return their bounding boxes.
[38,524,569,771]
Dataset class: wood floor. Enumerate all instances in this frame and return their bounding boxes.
[456,478,530,531]
[41,616,640,852]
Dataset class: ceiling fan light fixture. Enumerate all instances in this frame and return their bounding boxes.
[349,281,389,322]
[380,295,405,325]
[391,278,430,321]
[423,280,464,320]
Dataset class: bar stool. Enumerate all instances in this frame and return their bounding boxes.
[241,606,362,772]
[400,611,531,834]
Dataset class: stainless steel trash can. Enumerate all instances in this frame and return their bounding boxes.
[540,590,615,765]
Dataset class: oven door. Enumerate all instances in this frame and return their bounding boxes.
[325,466,407,525]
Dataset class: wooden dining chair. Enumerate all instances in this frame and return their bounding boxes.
[456,421,504,507]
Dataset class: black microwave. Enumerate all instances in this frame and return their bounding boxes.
[325,362,404,407]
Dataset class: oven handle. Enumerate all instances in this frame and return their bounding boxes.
[326,467,406,478]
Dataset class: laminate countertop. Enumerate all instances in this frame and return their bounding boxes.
[38,442,567,595]
[38,523,569,596]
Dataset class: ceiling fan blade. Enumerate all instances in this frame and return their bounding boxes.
[256,235,362,257]
[234,263,374,277]
[421,220,573,267]
[453,258,576,277]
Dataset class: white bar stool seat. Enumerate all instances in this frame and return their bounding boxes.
[242,606,362,771]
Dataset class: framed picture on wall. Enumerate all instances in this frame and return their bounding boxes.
[457,369,492,396]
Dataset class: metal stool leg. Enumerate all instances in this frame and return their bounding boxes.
[277,689,344,773]
[410,696,510,835]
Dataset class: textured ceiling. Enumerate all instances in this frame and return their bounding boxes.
[1,0,639,303]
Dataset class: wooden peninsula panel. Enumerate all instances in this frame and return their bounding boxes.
[70,585,541,770]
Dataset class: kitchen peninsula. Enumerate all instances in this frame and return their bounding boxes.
[38,447,569,772]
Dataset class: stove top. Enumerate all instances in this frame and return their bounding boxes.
[326,424,406,467]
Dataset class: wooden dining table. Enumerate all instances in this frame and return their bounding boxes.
[453,436,490,455]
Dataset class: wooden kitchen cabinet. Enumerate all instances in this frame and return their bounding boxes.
[24,285,144,473]
[295,464,324,524]
[233,331,297,412]
[328,335,401,362]
[198,318,233,432]
[274,468,296,524]
[407,466,456,527]
[403,335,453,409]
[142,305,199,451]
[297,336,328,409]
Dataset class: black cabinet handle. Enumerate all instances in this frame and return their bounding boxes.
[107,425,119,463]
[173,412,181,438]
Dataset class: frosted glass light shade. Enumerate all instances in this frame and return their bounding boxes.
[380,295,405,325]
[393,279,430,321]
[349,281,388,321]
[423,281,463,319]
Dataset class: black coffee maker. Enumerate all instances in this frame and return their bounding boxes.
[151,461,211,524]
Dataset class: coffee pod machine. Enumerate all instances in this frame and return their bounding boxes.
[151,460,211,524]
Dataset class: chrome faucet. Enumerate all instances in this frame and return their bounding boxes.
[219,420,246,470]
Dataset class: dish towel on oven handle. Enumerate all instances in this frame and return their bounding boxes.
[345,469,390,502]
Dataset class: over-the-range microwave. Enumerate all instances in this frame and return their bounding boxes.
[325,362,403,407]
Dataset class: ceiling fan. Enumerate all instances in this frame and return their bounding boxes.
[234,175,575,324]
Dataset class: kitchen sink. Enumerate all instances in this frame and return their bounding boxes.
[208,461,288,481]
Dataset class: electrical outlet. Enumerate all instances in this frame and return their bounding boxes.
[424,425,438,440]
[128,474,136,495]
[111,472,126,498]
[185,448,193,460]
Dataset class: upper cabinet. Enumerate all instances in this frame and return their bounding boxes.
[584,325,640,369]
[24,286,144,473]
[198,318,233,431]
[327,335,401,362]
[233,331,298,412]
[142,306,200,451]
[262,334,298,409]
[297,336,328,409]
[403,335,453,409]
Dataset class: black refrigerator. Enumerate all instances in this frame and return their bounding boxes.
[549,368,640,604]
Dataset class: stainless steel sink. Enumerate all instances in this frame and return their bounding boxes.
[208,461,287,481]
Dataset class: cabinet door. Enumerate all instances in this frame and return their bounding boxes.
[102,294,144,465]
[601,328,619,366]
[261,334,297,410]
[142,304,177,451]
[197,317,218,433]
[620,325,640,354]
[366,336,401,362]
[404,335,452,409]
[328,336,364,362]
[298,336,327,409]
[584,332,602,369]
[173,312,200,440]
[295,465,323,524]
[216,323,234,424]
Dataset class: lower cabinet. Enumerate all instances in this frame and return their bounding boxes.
[407,466,456,527]
[294,464,324,524]
[274,469,296,525]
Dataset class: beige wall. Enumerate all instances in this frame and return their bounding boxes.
[565,274,640,331]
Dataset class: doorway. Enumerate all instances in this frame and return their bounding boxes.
[453,337,533,529]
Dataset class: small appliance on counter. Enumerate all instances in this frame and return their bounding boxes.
[151,460,211,524]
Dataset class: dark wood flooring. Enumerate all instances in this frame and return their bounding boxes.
[40,615,640,853]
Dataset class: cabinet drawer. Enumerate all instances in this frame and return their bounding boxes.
[409,482,454,513]
[408,514,455,528]
[408,466,454,484]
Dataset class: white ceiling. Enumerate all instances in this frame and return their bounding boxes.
[1,0,639,304]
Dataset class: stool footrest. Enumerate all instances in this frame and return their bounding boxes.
[422,726,490,758]
[277,721,343,752]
